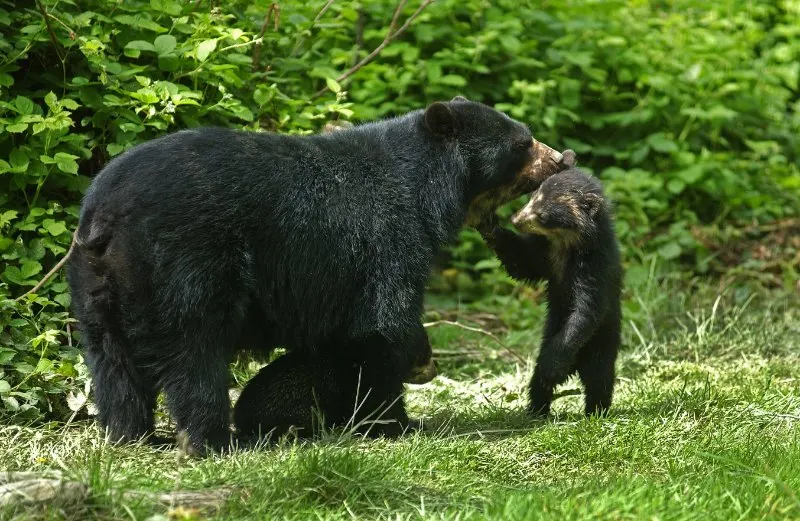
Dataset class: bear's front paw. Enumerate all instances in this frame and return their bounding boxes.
[536,347,572,385]
[475,212,499,237]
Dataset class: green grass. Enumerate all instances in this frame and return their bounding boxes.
[2,283,798,521]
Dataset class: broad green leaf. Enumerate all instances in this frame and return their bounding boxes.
[658,242,682,260]
[43,220,67,236]
[114,14,167,33]
[3,266,25,285]
[439,74,467,87]
[0,159,10,173]
[20,260,42,279]
[150,0,182,16]
[54,152,79,174]
[646,133,678,154]
[9,149,29,171]
[44,91,58,110]
[107,143,125,156]
[196,39,217,62]
[325,77,342,94]
[0,380,10,394]
[6,122,27,133]
[667,179,685,194]
[154,34,177,56]
[158,54,180,72]
[54,293,71,308]
[678,165,704,184]
[125,40,156,52]
[474,258,501,271]
[0,209,18,225]
[14,96,34,115]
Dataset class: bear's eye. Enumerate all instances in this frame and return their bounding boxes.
[512,139,531,151]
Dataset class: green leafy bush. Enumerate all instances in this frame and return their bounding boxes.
[1,0,798,418]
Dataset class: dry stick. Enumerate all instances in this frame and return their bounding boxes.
[15,235,76,302]
[35,0,63,60]
[313,0,435,98]
[251,3,280,71]
[289,0,336,58]
[44,11,76,40]
[353,7,366,66]
[423,320,527,365]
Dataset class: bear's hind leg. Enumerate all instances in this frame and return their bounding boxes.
[160,339,233,457]
[575,339,617,416]
[83,327,158,443]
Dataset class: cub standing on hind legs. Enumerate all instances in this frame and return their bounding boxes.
[480,159,622,417]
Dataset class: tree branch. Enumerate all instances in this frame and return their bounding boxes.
[423,320,527,365]
[289,0,336,58]
[35,0,64,60]
[252,3,280,71]
[15,235,75,302]
[313,0,434,98]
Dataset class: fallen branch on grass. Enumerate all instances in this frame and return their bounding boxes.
[423,320,527,364]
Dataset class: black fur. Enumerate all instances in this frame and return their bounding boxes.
[482,168,622,416]
[68,99,553,455]
[234,329,436,440]
[233,352,349,440]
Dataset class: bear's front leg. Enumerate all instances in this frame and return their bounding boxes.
[340,324,431,438]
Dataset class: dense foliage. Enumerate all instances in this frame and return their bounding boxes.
[1,0,798,418]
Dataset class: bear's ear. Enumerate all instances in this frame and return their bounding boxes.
[581,192,604,217]
[451,95,468,102]
[424,102,457,138]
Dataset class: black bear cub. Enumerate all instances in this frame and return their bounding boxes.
[481,167,622,417]
[234,346,436,440]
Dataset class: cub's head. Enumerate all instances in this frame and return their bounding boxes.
[420,96,571,225]
[511,169,608,244]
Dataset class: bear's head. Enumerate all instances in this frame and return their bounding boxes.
[421,96,572,227]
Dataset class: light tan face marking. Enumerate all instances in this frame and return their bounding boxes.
[511,193,548,235]
[465,139,566,227]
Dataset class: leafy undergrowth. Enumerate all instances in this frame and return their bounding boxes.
[1,288,798,521]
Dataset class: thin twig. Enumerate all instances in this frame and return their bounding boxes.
[44,10,76,40]
[423,320,527,364]
[252,3,280,71]
[389,0,409,33]
[289,0,336,58]
[313,0,434,98]
[552,388,583,400]
[353,7,366,66]
[35,0,63,60]
[15,235,76,302]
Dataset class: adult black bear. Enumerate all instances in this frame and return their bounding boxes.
[481,166,622,417]
[68,97,568,455]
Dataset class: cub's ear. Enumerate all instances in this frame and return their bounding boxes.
[424,102,457,138]
[451,95,468,102]
[581,192,605,217]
